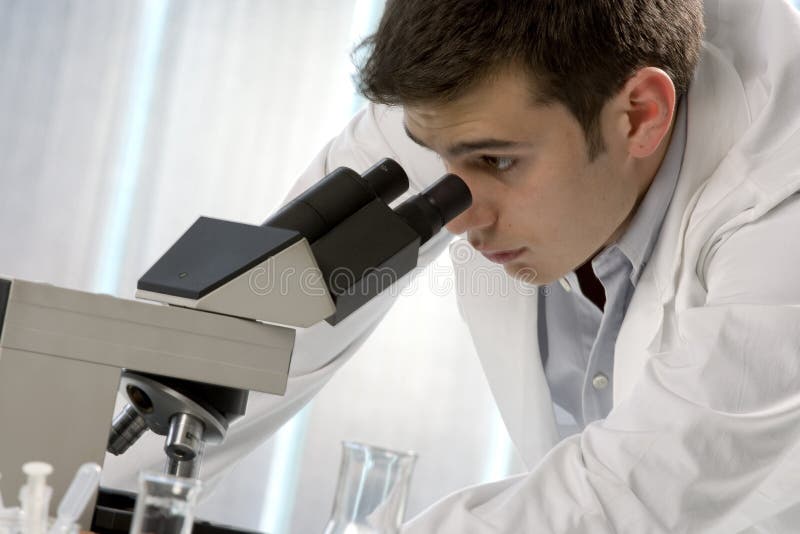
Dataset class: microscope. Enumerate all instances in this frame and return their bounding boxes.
[0,159,470,531]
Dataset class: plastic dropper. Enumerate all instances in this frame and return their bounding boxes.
[20,462,53,534]
[47,463,102,534]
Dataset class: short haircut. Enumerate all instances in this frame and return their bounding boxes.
[355,0,704,159]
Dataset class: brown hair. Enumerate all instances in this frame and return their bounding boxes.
[355,0,704,158]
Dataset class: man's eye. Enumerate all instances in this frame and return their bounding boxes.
[481,156,515,172]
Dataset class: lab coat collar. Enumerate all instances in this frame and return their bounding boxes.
[649,40,752,307]
[612,40,753,401]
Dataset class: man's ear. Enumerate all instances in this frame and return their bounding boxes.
[618,67,676,158]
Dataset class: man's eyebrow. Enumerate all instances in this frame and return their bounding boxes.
[447,138,528,157]
[403,122,529,157]
[403,123,431,150]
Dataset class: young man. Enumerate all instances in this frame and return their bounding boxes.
[110,0,800,531]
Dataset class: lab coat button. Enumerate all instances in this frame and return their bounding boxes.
[592,373,609,390]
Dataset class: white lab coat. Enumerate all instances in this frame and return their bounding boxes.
[104,0,800,531]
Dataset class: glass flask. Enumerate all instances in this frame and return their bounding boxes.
[323,441,417,534]
[129,472,202,534]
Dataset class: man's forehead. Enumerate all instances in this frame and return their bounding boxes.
[403,67,537,124]
[403,108,534,158]
[403,106,494,151]
[404,99,488,130]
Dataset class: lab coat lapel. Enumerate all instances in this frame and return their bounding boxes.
[613,41,752,403]
[449,240,559,468]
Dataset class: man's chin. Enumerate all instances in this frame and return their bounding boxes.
[503,262,555,286]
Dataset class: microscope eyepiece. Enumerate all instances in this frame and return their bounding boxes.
[421,173,472,226]
[360,158,409,204]
[264,158,410,242]
[394,173,472,245]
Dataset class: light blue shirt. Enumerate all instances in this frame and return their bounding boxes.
[540,99,687,435]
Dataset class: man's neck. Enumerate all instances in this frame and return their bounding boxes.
[603,108,678,249]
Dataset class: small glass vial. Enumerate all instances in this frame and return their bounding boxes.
[129,472,201,534]
[323,441,417,534]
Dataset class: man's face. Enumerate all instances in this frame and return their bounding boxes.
[404,69,648,285]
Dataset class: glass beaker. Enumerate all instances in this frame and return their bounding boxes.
[129,472,202,534]
[323,441,417,534]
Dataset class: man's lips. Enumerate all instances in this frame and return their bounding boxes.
[479,248,525,264]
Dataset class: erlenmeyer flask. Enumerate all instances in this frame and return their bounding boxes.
[129,472,201,534]
[323,441,417,534]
